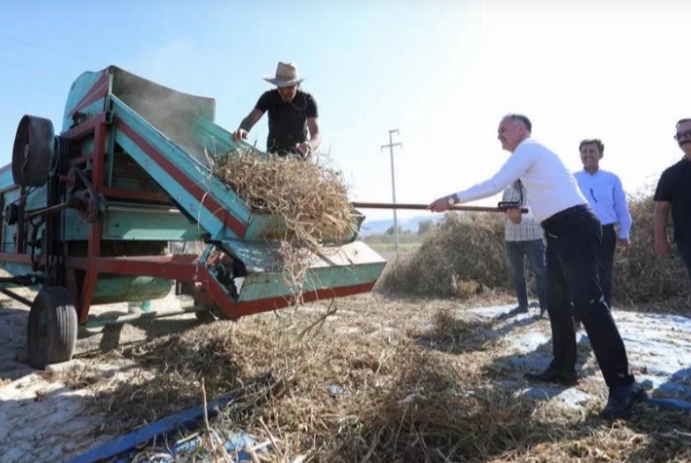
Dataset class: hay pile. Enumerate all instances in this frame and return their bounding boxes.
[210,147,357,291]
[612,192,691,307]
[65,293,691,462]
[379,211,513,299]
[381,190,691,309]
[67,297,556,460]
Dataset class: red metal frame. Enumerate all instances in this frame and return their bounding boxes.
[64,253,375,319]
[78,118,106,322]
[100,187,169,203]
[0,109,372,325]
[0,253,33,264]
[69,72,110,118]
[114,119,248,237]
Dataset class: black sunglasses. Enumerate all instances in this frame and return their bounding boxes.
[674,130,691,141]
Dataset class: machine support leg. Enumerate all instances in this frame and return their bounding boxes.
[0,287,33,307]
[78,119,106,323]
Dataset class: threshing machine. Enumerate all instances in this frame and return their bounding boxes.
[0,65,386,369]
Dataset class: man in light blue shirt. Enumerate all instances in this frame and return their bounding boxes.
[574,139,632,309]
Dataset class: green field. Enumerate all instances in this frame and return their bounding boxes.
[367,241,422,253]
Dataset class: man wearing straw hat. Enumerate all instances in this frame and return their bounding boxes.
[427,113,646,421]
[233,61,321,159]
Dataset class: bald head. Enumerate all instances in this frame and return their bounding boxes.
[498,114,532,153]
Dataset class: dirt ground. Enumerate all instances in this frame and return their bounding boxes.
[2,256,691,461]
[0,284,203,463]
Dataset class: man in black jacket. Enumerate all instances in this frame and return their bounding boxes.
[653,118,691,291]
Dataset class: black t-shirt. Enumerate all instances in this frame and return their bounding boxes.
[654,156,691,243]
[255,89,318,156]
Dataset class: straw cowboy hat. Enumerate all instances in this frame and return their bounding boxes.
[262,61,305,87]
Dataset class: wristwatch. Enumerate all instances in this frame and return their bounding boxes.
[447,194,458,206]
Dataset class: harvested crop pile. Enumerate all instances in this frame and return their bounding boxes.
[379,211,514,299]
[65,293,690,462]
[381,189,691,310]
[612,191,691,307]
[210,147,357,291]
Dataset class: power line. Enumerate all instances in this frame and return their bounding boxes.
[0,60,59,79]
[0,77,63,96]
[0,33,103,96]
[0,33,101,65]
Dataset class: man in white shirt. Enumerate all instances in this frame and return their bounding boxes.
[501,180,548,317]
[427,113,646,421]
[574,139,632,309]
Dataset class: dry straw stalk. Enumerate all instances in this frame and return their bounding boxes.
[209,146,358,295]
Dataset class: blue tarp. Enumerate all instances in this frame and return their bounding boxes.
[62,387,269,463]
[468,304,691,412]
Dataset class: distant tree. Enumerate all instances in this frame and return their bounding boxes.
[385,225,403,235]
[417,219,434,236]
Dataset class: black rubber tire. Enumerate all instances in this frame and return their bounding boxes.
[194,308,217,324]
[12,115,55,187]
[194,303,235,323]
[27,286,78,369]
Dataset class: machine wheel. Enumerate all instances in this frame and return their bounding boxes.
[194,308,217,324]
[3,203,18,226]
[194,304,234,323]
[77,189,100,223]
[12,115,55,187]
[27,286,78,370]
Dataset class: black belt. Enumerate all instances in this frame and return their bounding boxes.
[602,223,615,229]
[540,204,588,228]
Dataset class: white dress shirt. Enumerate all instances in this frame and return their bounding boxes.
[454,138,588,224]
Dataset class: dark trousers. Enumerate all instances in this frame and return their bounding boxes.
[505,239,548,310]
[541,205,635,390]
[597,224,617,308]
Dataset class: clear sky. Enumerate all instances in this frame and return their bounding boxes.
[1,1,689,221]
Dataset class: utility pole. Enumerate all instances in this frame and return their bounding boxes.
[381,129,402,253]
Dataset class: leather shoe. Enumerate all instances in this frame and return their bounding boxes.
[524,366,578,386]
[600,382,647,420]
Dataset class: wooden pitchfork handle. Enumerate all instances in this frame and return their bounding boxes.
[350,201,529,213]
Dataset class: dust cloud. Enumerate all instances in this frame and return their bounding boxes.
[112,68,215,167]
